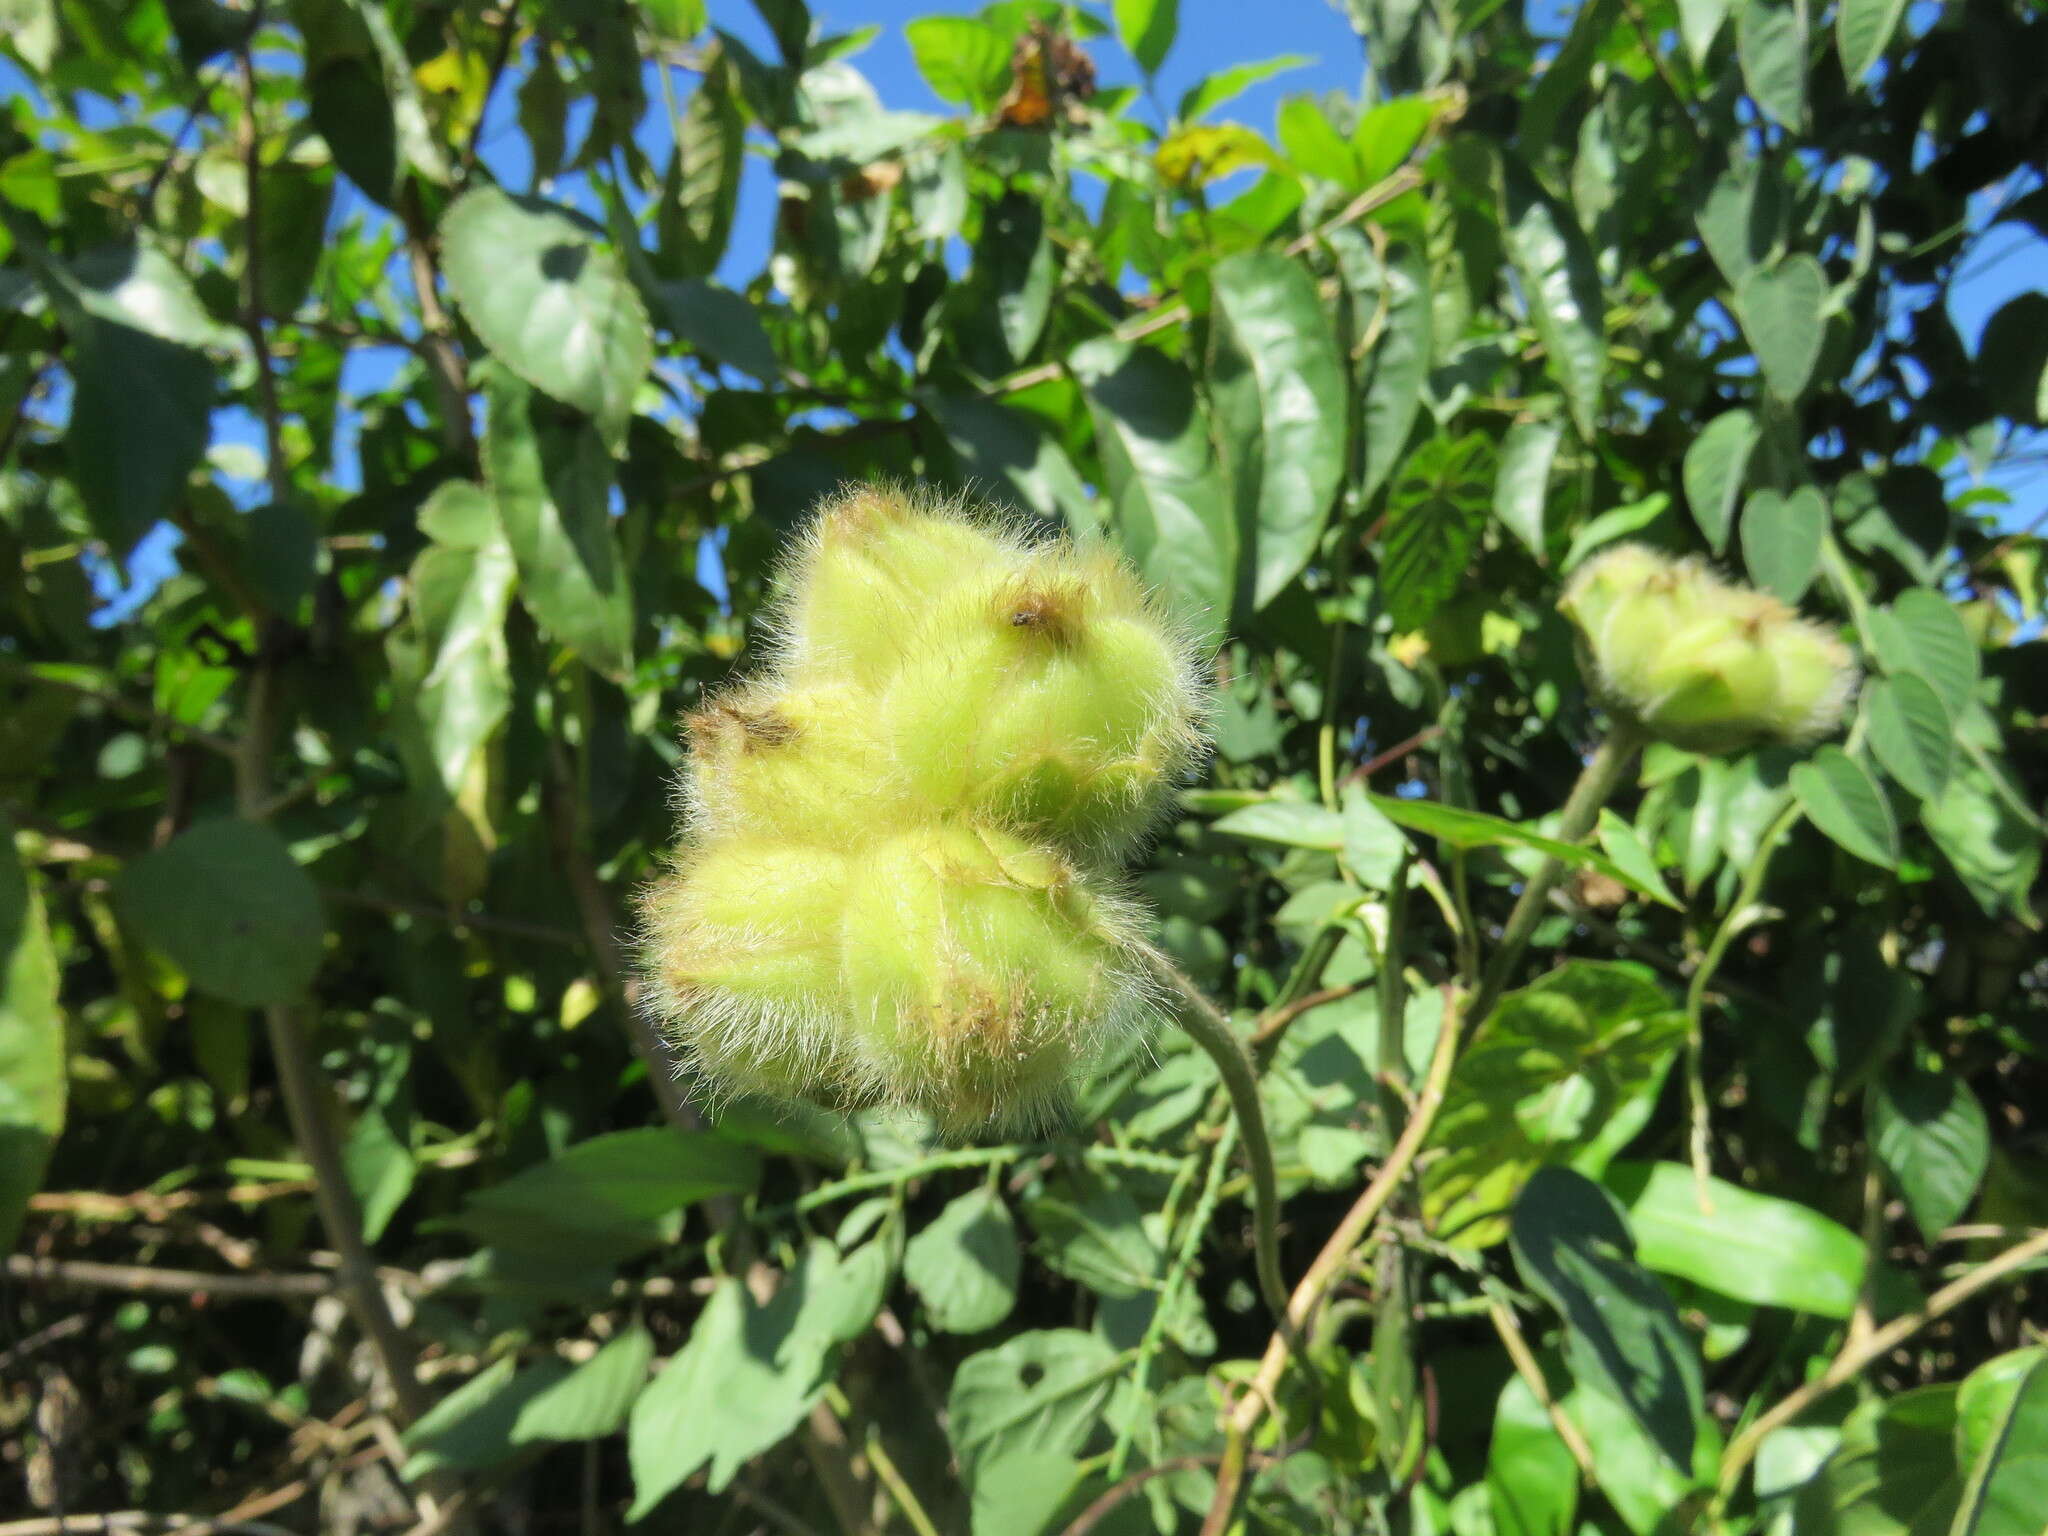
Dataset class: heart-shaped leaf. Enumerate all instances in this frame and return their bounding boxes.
[1739,255,1827,401]
[1740,485,1826,600]
[1681,408,1758,553]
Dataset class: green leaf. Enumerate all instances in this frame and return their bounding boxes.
[1867,671,1955,801]
[628,1243,857,1513]
[1696,157,1780,290]
[117,820,324,1007]
[1954,1351,2048,1536]
[1870,588,1981,718]
[1979,293,2048,428]
[482,366,634,676]
[922,391,1094,527]
[1488,1375,1581,1536]
[453,1128,761,1260]
[1495,417,1565,558]
[1341,235,1434,504]
[1024,1175,1160,1299]
[969,1449,1083,1536]
[1367,795,1677,906]
[1602,1160,1866,1317]
[1737,0,1808,130]
[1511,1166,1704,1471]
[402,1355,542,1475]
[639,0,707,41]
[1071,337,1236,645]
[1341,788,1411,889]
[948,1330,1121,1486]
[1921,759,2042,922]
[65,317,214,555]
[1381,432,1491,630]
[399,482,517,806]
[1502,164,1605,440]
[1837,0,1908,84]
[0,817,63,1254]
[341,1104,413,1244]
[1177,54,1311,120]
[979,192,1058,363]
[1425,962,1688,1248]
[1519,0,1621,154]
[1794,1385,1963,1533]
[512,1324,655,1442]
[1214,799,1345,852]
[1208,250,1347,608]
[441,186,652,453]
[1676,0,1732,65]
[1740,485,1826,601]
[904,1188,1020,1334]
[304,45,397,203]
[1114,0,1177,73]
[661,47,743,276]
[1793,746,1900,869]
[1596,810,1680,909]
[1565,1376,1714,1533]
[655,278,778,380]
[1739,254,1827,401]
[904,15,1011,107]
[1872,1064,1990,1241]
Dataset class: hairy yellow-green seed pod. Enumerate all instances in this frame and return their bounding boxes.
[877,541,1206,863]
[772,485,1025,690]
[641,822,1150,1131]
[678,680,900,843]
[638,483,1208,1132]
[1560,543,1858,753]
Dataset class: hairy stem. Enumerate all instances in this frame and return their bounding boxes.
[1143,946,1291,1325]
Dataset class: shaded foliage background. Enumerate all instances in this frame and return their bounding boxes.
[2,0,2047,1532]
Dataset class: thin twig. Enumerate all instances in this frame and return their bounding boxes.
[5,1254,332,1298]
[1202,996,1463,1534]
[1715,1226,2048,1503]
[1488,1302,1596,1479]
[543,734,700,1130]
[0,1516,298,1536]
[865,1426,941,1536]
[0,654,238,758]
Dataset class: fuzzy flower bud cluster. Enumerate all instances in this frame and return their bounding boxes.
[1560,543,1858,754]
[639,488,1209,1132]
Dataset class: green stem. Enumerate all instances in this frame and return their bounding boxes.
[1681,798,1803,1199]
[1143,946,1290,1324]
[1468,719,1647,1031]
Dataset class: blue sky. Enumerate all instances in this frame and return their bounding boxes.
[11,1,2043,621]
